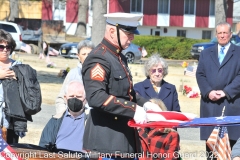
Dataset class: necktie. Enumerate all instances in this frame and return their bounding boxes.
[219,46,225,64]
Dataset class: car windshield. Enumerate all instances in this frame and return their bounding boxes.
[210,35,239,44]
[210,37,218,43]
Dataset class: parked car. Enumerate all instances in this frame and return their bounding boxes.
[59,42,78,58]
[59,42,142,63]
[191,34,240,60]
[0,21,23,50]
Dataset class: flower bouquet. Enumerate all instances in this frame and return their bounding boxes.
[183,85,199,98]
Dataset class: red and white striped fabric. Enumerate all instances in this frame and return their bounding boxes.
[185,66,197,77]
[128,111,197,128]
[206,126,231,160]
[0,130,22,160]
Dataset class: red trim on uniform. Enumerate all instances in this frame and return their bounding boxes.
[195,0,209,28]
[112,97,135,111]
[90,63,105,81]
[118,60,133,101]
[103,95,114,106]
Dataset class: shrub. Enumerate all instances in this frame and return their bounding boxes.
[132,35,209,60]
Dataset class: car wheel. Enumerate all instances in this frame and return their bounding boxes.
[125,52,135,64]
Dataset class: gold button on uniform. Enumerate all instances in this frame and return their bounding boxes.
[132,105,135,108]
[120,76,122,78]
[117,100,119,102]
[124,102,127,104]
[115,117,118,120]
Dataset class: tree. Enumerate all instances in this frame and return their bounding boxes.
[91,0,107,45]
[9,0,19,21]
[215,0,232,25]
[75,0,88,37]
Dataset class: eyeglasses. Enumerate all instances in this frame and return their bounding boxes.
[151,68,163,74]
[0,45,12,51]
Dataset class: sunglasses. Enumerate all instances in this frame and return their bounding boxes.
[0,45,12,51]
[151,68,163,74]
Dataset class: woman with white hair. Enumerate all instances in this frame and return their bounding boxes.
[134,54,181,112]
[55,40,95,114]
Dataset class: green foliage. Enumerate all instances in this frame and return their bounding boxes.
[132,35,209,60]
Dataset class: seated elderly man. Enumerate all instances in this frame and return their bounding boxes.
[39,80,86,151]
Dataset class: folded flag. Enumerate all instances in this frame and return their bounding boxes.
[128,111,240,128]
[0,130,22,160]
[128,111,197,128]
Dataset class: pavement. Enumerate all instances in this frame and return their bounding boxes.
[19,104,206,160]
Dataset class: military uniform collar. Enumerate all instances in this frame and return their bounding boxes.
[101,38,122,54]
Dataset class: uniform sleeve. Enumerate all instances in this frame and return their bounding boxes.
[82,54,139,118]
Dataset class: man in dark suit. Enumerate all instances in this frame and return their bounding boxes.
[196,22,240,160]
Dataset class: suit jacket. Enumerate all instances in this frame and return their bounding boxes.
[196,43,240,140]
[134,79,181,112]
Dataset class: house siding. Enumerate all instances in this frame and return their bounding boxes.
[143,0,158,26]
[170,0,184,27]
[195,0,209,28]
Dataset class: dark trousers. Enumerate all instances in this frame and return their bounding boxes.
[7,129,19,144]
[206,140,236,160]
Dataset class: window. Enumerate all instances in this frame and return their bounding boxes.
[155,31,160,36]
[184,0,195,15]
[177,30,186,37]
[131,0,142,12]
[202,31,212,39]
[158,0,169,14]
[0,24,17,33]
[209,0,215,16]
[54,0,65,10]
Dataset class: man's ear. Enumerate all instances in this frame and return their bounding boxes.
[109,27,115,39]
[83,97,87,106]
[64,95,67,103]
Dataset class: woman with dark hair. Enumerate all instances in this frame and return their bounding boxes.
[0,29,22,143]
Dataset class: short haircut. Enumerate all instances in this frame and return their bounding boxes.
[215,22,232,33]
[0,29,16,54]
[64,80,85,96]
[144,54,168,78]
[77,40,95,53]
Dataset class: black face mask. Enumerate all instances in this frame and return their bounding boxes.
[67,98,83,112]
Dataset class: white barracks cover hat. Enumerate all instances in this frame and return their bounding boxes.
[104,12,143,35]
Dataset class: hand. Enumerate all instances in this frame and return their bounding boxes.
[216,90,226,98]
[143,102,162,112]
[208,90,222,101]
[233,157,240,160]
[0,68,16,79]
[133,105,147,124]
